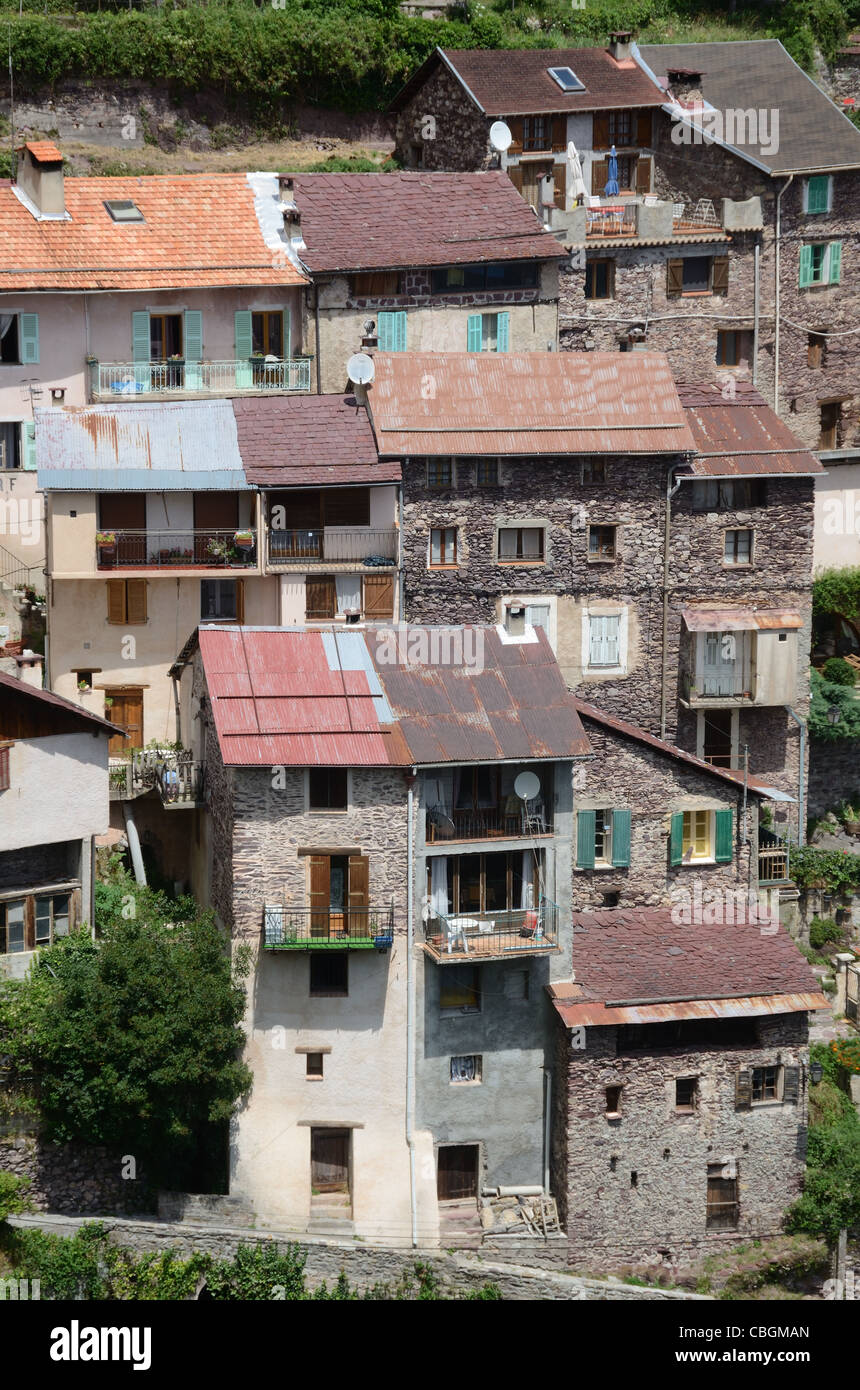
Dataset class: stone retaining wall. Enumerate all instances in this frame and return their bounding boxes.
[0,1133,154,1217]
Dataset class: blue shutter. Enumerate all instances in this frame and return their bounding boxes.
[19,314,39,365]
[496,311,510,352]
[377,312,393,351]
[393,310,407,352]
[589,615,605,666]
[611,809,631,867]
[23,422,36,471]
[184,310,203,390]
[828,241,842,285]
[576,809,596,869]
[234,310,253,388]
[714,809,733,863]
[132,311,150,392]
[467,313,483,352]
[669,812,684,867]
[604,615,619,666]
[798,244,814,289]
[806,176,829,214]
[283,305,292,357]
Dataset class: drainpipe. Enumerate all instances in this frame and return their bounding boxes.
[171,674,183,747]
[406,769,418,1248]
[122,803,147,886]
[784,706,806,846]
[752,236,760,389]
[313,285,322,395]
[773,175,794,414]
[542,1067,552,1194]
[397,482,405,622]
[659,465,684,740]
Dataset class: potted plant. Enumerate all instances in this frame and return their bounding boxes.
[96,531,116,550]
[206,537,235,563]
[233,529,254,550]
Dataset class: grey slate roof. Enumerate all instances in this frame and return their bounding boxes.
[637,39,860,174]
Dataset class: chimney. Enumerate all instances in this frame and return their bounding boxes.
[608,31,634,63]
[15,649,44,689]
[15,142,66,219]
[277,174,304,248]
[667,68,705,107]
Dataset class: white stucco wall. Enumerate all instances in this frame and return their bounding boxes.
[0,732,109,850]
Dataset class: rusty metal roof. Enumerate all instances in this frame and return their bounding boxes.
[370,353,695,457]
[550,991,829,1027]
[680,607,803,632]
[677,382,824,477]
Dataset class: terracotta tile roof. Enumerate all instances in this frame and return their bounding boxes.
[677,382,824,477]
[0,172,307,291]
[21,140,64,163]
[231,394,400,487]
[391,46,664,116]
[370,352,696,456]
[288,171,565,273]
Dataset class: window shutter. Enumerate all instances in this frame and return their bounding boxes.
[363,572,395,618]
[590,159,608,194]
[496,311,510,352]
[126,579,147,625]
[393,310,407,351]
[635,156,652,195]
[508,118,524,154]
[576,809,596,869]
[23,422,36,471]
[379,311,406,351]
[611,809,631,867]
[669,812,684,866]
[507,165,524,194]
[308,855,330,929]
[828,241,842,285]
[19,313,39,365]
[377,312,393,351]
[348,855,369,909]
[234,310,253,358]
[604,615,619,665]
[666,259,684,298]
[107,579,126,625]
[714,808,733,863]
[553,163,566,209]
[806,176,829,214]
[593,113,610,149]
[589,615,605,665]
[798,244,814,288]
[467,313,483,352]
[235,578,245,625]
[132,311,150,362]
[283,305,292,356]
[735,1068,752,1112]
[184,310,202,361]
[635,110,652,145]
[712,256,729,295]
[551,114,566,150]
[782,1066,800,1104]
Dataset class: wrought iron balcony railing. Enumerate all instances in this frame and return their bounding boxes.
[426,802,553,843]
[91,357,312,399]
[96,529,257,569]
[262,904,396,951]
[108,748,204,807]
[422,900,560,961]
[267,527,398,566]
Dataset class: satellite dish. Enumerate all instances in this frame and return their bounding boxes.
[489,120,513,153]
[514,770,541,802]
[346,353,375,385]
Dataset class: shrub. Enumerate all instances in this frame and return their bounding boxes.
[808,670,860,742]
[0,1172,33,1224]
[808,917,844,950]
[822,657,856,686]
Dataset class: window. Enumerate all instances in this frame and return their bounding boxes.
[582,459,606,485]
[799,241,841,287]
[35,894,70,947]
[306,1052,324,1079]
[310,953,348,997]
[807,332,827,368]
[608,110,633,146]
[666,256,728,297]
[429,527,457,567]
[251,311,284,357]
[377,310,407,351]
[0,422,23,470]
[498,526,545,562]
[819,401,843,450]
[0,745,10,791]
[752,1065,780,1103]
[724,529,752,566]
[522,116,548,151]
[619,1019,758,1051]
[706,1166,739,1229]
[594,809,613,865]
[716,330,752,368]
[588,524,616,559]
[1,894,71,955]
[450,1054,482,1084]
[576,807,631,869]
[430,264,539,293]
[587,613,621,668]
[0,313,39,366]
[737,1065,799,1109]
[467,311,510,352]
[692,479,766,511]
[548,66,584,93]
[0,900,25,955]
[104,199,144,223]
[605,1085,622,1116]
[351,271,400,297]
[309,768,348,811]
[427,458,453,489]
[477,458,499,487]
[440,965,481,1014]
[106,579,147,625]
[670,808,733,866]
[585,259,614,300]
[675,1077,698,1112]
[683,809,711,860]
[504,601,550,639]
[149,313,182,361]
[803,175,832,215]
[200,579,241,621]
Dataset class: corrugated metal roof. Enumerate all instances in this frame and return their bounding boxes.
[35,400,251,489]
[551,991,828,1027]
[677,382,824,477]
[680,607,803,632]
[370,353,695,457]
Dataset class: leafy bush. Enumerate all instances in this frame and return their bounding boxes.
[808,669,860,742]
[822,657,856,687]
[0,1172,33,1224]
[808,917,845,950]
[786,1115,860,1240]
[813,566,860,623]
[788,842,860,893]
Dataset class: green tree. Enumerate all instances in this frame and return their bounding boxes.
[808,669,860,742]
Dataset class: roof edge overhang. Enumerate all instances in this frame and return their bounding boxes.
[38,469,253,492]
[551,990,828,1027]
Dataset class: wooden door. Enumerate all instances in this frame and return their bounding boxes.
[306,576,336,620]
[311,1129,350,1195]
[363,573,394,619]
[107,688,143,756]
[194,492,239,563]
[437,1144,479,1201]
[309,854,331,937]
[347,854,369,937]
[100,494,146,565]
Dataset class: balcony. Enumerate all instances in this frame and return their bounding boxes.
[426,801,553,844]
[90,358,312,400]
[109,749,204,807]
[96,529,258,570]
[422,900,560,962]
[267,527,398,568]
[560,195,745,245]
[758,830,791,886]
[262,904,396,951]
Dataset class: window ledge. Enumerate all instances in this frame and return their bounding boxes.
[428,564,459,571]
[497,559,546,566]
[587,556,617,564]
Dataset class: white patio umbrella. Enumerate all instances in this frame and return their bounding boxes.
[567,140,586,204]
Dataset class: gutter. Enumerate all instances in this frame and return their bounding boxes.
[406,767,418,1248]
[660,463,684,740]
[773,174,794,413]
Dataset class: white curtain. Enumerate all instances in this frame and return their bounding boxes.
[521,851,534,909]
[430,857,449,917]
[425,770,454,814]
[335,574,361,614]
[0,315,13,340]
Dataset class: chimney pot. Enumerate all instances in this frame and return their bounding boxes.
[608,31,634,62]
[15,142,66,219]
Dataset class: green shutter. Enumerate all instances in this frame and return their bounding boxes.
[806,176,829,214]
[669,812,684,867]
[284,305,292,358]
[19,313,39,365]
[393,310,407,351]
[467,313,483,352]
[828,241,842,285]
[496,311,510,353]
[23,422,36,471]
[611,809,631,868]
[234,310,253,388]
[132,311,150,392]
[184,310,203,389]
[576,809,596,869]
[798,244,814,289]
[714,808,733,863]
[377,312,393,351]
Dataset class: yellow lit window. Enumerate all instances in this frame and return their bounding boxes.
[682,810,711,860]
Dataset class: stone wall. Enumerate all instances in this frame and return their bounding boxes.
[553,1011,810,1271]
[392,61,493,171]
[0,1131,154,1216]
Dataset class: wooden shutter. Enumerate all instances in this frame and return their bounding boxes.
[308,855,330,936]
[507,164,524,195]
[496,311,510,352]
[363,573,394,618]
[591,159,608,195]
[611,809,631,867]
[126,579,147,625]
[636,110,652,145]
[635,156,652,195]
[19,313,39,365]
[714,808,733,863]
[306,576,336,619]
[194,492,239,529]
[551,114,567,151]
[798,244,814,288]
[576,809,596,869]
[782,1066,800,1104]
[553,161,567,208]
[467,313,483,352]
[107,579,126,625]
[593,113,610,149]
[23,422,36,472]
[828,242,842,285]
[669,812,684,866]
[235,578,245,625]
[325,487,370,527]
[0,745,11,791]
[667,259,684,298]
[132,311,150,362]
[712,256,729,295]
[508,118,524,154]
[348,854,369,936]
[735,1068,752,1111]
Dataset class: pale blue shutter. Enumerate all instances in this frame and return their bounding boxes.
[467,314,483,352]
[235,310,253,388]
[19,314,39,365]
[377,312,393,351]
[611,809,631,867]
[496,311,510,352]
[806,176,829,214]
[132,311,150,392]
[23,422,36,471]
[589,615,606,666]
[184,310,203,389]
[393,310,407,352]
[576,810,596,869]
[828,242,842,285]
[604,615,619,666]
[798,245,813,289]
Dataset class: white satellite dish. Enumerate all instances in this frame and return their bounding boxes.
[346,353,375,385]
[514,770,541,802]
[489,120,513,153]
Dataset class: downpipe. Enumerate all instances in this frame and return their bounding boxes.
[660,466,684,740]
[406,769,418,1247]
[784,706,806,846]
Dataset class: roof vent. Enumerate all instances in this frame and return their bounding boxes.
[608,31,634,62]
[104,199,144,223]
[548,66,585,93]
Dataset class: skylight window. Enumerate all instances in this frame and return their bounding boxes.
[104,200,145,223]
[548,66,585,93]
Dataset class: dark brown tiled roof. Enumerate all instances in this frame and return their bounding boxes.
[0,671,119,736]
[231,395,399,487]
[677,382,824,478]
[289,171,565,273]
[392,46,664,116]
[638,39,860,174]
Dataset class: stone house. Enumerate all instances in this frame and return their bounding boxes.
[549,906,826,1270]
[283,171,565,393]
[0,664,114,979]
